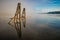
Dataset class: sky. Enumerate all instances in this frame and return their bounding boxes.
[0,0,60,16]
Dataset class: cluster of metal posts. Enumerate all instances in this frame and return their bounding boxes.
[8,2,26,38]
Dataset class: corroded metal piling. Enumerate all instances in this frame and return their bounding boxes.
[8,2,26,38]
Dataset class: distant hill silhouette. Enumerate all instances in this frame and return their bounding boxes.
[48,11,60,14]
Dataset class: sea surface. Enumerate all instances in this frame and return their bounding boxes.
[0,14,60,40]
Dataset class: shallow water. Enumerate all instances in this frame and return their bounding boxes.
[0,14,60,40]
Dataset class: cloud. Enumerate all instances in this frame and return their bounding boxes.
[0,0,60,15]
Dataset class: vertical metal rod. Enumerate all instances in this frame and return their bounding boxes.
[18,3,22,38]
[22,8,26,27]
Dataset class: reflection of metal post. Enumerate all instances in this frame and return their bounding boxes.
[14,21,21,38]
[18,22,21,38]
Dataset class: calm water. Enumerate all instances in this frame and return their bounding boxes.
[0,14,60,40]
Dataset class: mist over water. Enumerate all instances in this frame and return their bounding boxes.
[0,14,60,40]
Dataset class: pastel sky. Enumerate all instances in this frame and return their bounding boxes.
[0,0,60,15]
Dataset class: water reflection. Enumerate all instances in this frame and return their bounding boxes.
[8,18,26,38]
[1,14,60,40]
